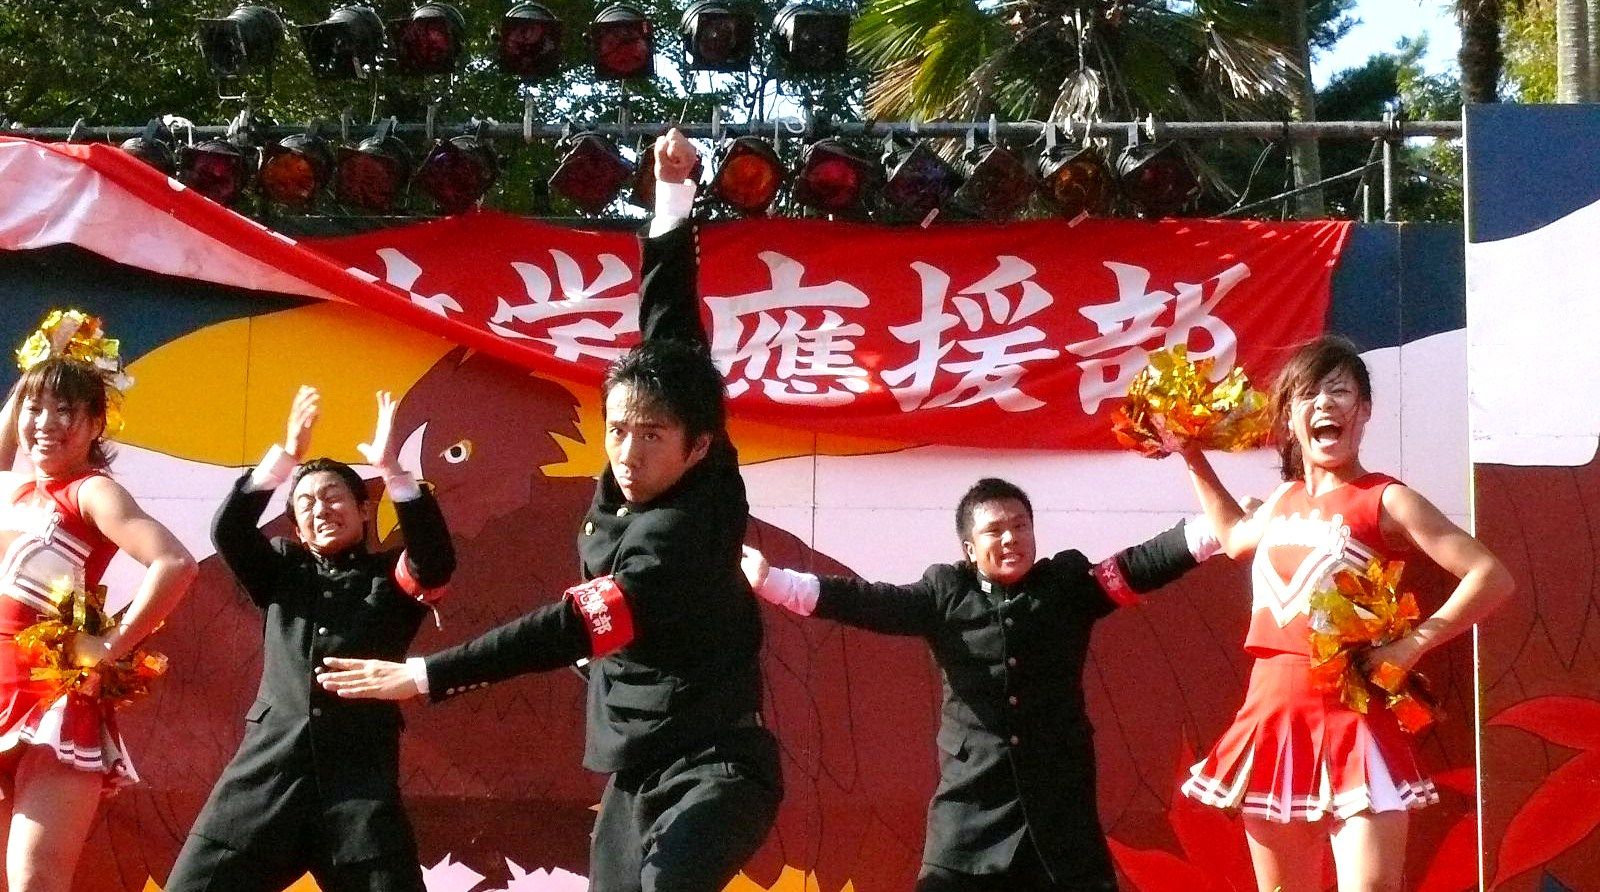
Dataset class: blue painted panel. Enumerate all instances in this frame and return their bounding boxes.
[0,245,306,389]
[1466,103,1600,243]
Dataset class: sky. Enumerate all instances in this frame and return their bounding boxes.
[1311,0,1462,86]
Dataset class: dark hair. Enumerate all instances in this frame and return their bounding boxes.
[15,357,113,468]
[602,340,726,444]
[955,477,1033,541]
[289,457,369,506]
[1269,337,1372,481]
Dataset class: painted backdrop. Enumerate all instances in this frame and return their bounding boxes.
[0,138,1481,890]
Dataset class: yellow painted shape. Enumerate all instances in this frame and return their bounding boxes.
[121,301,897,487]
[144,871,323,891]
[119,304,453,467]
[725,867,856,892]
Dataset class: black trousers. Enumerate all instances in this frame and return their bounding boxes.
[589,725,782,892]
[916,837,1117,892]
[164,832,425,892]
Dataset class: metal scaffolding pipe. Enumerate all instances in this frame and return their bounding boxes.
[3,118,1461,144]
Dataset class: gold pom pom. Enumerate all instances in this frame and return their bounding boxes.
[1111,345,1269,458]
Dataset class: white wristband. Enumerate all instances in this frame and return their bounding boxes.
[246,444,296,493]
[406,656,430,695]
[1185,515,1222,561]
[756,566,820,616]
[648,179,697,236]
[382,471,422,503]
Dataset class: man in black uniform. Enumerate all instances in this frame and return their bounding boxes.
[745,477,1222,891]
[166,387,456,892]
[317,130,782,892]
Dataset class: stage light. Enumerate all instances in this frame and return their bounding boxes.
[793,138,878,214]
[772,2,850,74]
[710,136,785,215]
[951,144,1035,220]
[335,131,413,211]
[590,4,653,80]
[499,2,563,79]
[880,140,962,222]
[681,0,755,72]
[299,6,386,80]
[1038,144,1113,219]
[1116,141,1199,218]
[259,132,335,207]
[178,139,251,206]
[550,133,635,213]
[392,3,465,76]
[416,135,498,213]
[119,121,177,175]
[632,146,703,211]
[196,5,285,77]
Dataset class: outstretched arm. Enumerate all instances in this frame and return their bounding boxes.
[1179,446,1265,559]
[744,545,941,636]
[639,128,708,348]
[213,386,320,605]
[1361,484,1514,673]
[358,390,454,596]
[318,599,589,700]
[77,478,198,664]
[0,383,20,472]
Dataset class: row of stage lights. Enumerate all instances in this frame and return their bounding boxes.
[117,121,1203,220]
[199,1,852,85]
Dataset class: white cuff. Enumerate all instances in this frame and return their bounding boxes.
[648,179,697,236]
[246,444,296,492]
[1185,515,1222,561]
[382,471,422,503]
[756,567,820,616]
[406,656,430,695]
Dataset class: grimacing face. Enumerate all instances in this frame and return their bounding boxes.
[963,498,1037,586]
[603,383,710,504]
[291,470,368,556]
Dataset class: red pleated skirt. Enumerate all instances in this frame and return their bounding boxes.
[0,598,136,792]
[1181,652,1438,823]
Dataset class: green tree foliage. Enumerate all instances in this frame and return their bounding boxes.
[1505,0,1557,101]
[850,0,1304,123]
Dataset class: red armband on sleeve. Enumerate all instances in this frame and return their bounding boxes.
[393,551,448,605]
[565,576,636,657]
[1091,556,1143,609]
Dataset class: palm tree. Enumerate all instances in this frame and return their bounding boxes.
[1280,0,1324,216]
[851,0,1298,124]
[1556,0,1589,100]
[1457,0,1504,103]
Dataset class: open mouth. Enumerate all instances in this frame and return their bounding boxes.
[1311,420,1342,448]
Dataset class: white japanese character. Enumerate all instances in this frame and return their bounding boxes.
[1065,261,1250,413]
[355,248,465,317]
[883,257,1061,413]
[489,250,640,362]
[706,252,872,406]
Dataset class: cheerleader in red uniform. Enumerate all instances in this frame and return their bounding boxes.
[0,356,195,892]
[1177,338,1512,892]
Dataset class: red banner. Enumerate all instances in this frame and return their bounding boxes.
[0,137,1346,448]
[315,213,1345,448]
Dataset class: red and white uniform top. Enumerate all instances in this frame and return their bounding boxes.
[0,473,117,631]
[1245,472,1403,657]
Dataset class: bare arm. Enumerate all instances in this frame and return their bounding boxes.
[78,477,198,663]
[1179,446,1265,559]
[0,384,20,472]
[1362,484,1515,673]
